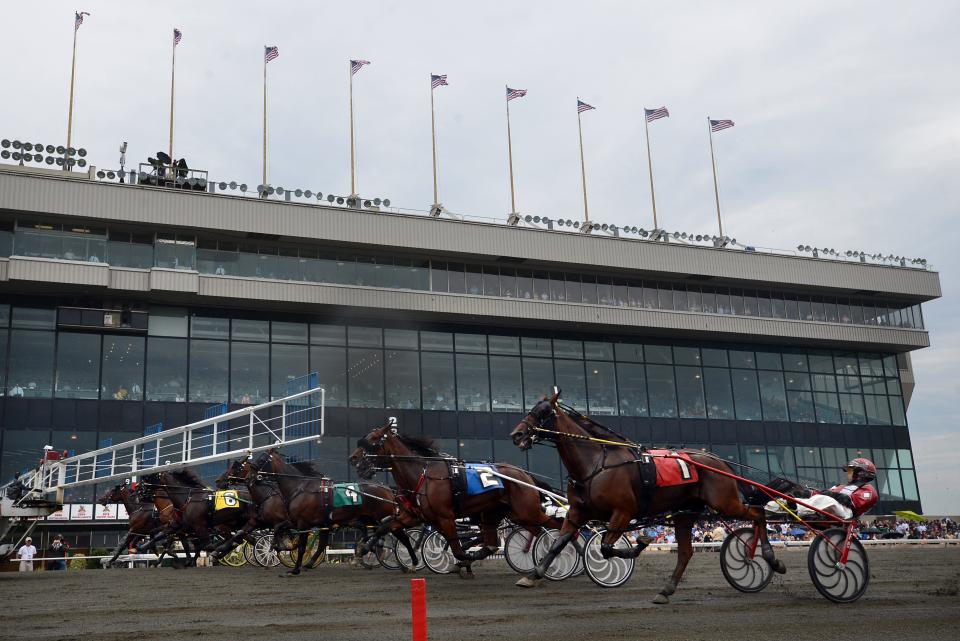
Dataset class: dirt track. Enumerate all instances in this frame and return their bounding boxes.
[2,546,958,641]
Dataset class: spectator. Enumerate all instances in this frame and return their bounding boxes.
[16,537,37,572]
[46,534,69,571]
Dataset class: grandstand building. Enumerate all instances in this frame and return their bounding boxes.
[0,163,941,549]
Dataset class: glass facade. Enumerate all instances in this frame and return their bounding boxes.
[1,220,926,331]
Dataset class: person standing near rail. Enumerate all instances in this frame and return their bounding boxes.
[47,534,69,571]
[16,536,37,572]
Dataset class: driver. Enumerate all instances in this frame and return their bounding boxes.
[768,458,878,520]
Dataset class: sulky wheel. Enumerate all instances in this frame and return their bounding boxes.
[394,528,427,572]
[504,528,538,574]
[532,528,580,581]
[217,542,247,567]
[243,537,263,567]
[253,534,281,568]
[378,534,403,570]
[720,526,774,593]
[583,530,635,588]
[421,530,456,575]
[808,528,870,603]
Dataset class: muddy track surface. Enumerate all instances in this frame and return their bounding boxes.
[2,547,958,641]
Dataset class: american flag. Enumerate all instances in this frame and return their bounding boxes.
[645,107,669,122]
[173,28,182,47]
[506,86,527,101]
[577,99,595,113]
[351,59,371,75]
[431,74,448,89]
[75,11,90,31]
[710,119,735,132]
[264,46,279,63]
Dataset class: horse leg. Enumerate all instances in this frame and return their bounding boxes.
[358,515,394,557]
[304,531,329,569]
[107,532,134,567]
[600,511,650,560]
[391,526,418,571]
[731,503,786,574]
[282,531,309,577]
[436,518,476,579]
[516,515,581,588]
[653,515,695,604]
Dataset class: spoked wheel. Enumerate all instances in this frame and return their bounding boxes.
[356,538,381,570]
[720,526,774,593]
[583,530,635,588]
[808,528,870,603]
[395,528,427,572]
[503,528,537,575]
[252,534,281,568]
[278,533,325,569]
[243,537,263,567]
[217,542,247,567]
[421,530,456,575]
[378,534,403,570]
[532,528,579,581]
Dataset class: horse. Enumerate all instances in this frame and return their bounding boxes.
[97,480,175,567]
[510,392,786,603]
[349,417,563,578]
[257,449,420,576]
[134,472,200,566]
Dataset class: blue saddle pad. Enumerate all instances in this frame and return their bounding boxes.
[465,463,504,495]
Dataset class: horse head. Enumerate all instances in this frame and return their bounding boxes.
[215,459,244,489]
[349,416,399,479]
[510,389,560,451]
[97,480,128,505]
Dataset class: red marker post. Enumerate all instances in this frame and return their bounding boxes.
[410,578,427,641]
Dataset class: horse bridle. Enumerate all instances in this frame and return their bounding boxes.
[516,401,560,447]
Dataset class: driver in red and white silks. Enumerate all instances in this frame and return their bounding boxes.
[768,458,879,520]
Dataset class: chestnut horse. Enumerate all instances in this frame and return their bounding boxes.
[257,449,419,576]
[510,393,785,603]
[349,417,562,578]
[98,481,179,567]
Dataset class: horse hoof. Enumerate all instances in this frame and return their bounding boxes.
[458,567,475,579]
[652,593,670,604]
[773,560,787,574]
[281,571,300,578]
[515,576,539,588]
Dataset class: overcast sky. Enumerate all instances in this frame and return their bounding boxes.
[4,2,958,513]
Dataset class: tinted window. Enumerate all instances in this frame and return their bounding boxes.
[386,349,420,409]
[102,336,144,400]
[147,337,188,402]
[55,333,100,399]
[231,342,268,404]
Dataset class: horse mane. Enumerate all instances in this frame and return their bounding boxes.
[560,403,632,444]
[290,460,325,478]
[396,433,447,458]
[170,468,206,488]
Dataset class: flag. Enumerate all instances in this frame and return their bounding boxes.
[431,74,448,89]
[75,11,90,31]
[710,119,735,132]
[264,46,279,63]
[173,28,182,46]
[351,59,371,75]
[645,107,669,122]
[577,99,595,113]
[506,86,527,101]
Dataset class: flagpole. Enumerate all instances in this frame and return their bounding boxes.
[506,96,517,214]
[708,117,723,238]
[430,78,439,208]
[65,18,79,171]
[168,33,177,165]
[262,56,268,191]
[349,62,357,196]
[644,116,658,229]
[577,107,590,223]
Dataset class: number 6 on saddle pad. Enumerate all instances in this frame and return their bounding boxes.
[333,483,363,507]
[214,489,241,511]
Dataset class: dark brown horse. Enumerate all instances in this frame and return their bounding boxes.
[133,473,202,565]
[97,481,178,567]
[258,449,419,576]
[349,417,562,578]
[510,392,785,602]
[208,458,291,559]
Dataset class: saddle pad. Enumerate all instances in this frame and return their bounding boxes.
[647,450,699,487]
[465,464,504,495]
[214,490,242,511]
[333,483,363,508]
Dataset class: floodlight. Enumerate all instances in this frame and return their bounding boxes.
[45,156,54,165]
[0,139,9,148]
[295,189,303,197]
[383,199,390,207]
[346,197,358,207]
[363,200,372,207]
[304,190,312,198]
[602,224,609,231]
[77,148,87,157]
[56,145,65,154]
[11,152,21,161]
[239,184,247,192]
[257,185,266,194]
[67,147,76,156]
[610,225,618,232]
[77,159,86,168]
[524,215,532,222]
[107,171,116,180]
[218,182,227,190]
[672,231,680,238]
[327,194,335,202]
[557,219,565,227]
[336,197,344,205]
[97,170,105,178]
[45,145,55,154]
[373,198,381,206]
[573,221,580,229]
[275,187,285,195]
[267,187,276,195]
[23,142,34,151]
[228,181,237,190]
[12,140,22,149]
[533,216,541,223]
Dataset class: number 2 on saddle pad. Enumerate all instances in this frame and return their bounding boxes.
[465,464,504,495]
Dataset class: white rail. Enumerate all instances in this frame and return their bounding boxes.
[47,386,324,491]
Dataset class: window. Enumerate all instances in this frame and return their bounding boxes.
[231,342,268,404]
[455,334,487,354]
[0,328,7,394]
[488,335,520,355]
[490,356,523,412]
[191,315,228,339]
[758,371,788,421]
[731,370,762,420]
[7,330,53,398]
[553,340,583,359]
[348,326,382,348]
[148,307,188,337]
[584,342,614,360]
[146,337,188,402]
[703,368,734,419]
[456,354,490,411]
[189,339,228,402]
[616,363,648,416]
[310,346,346,406]
[482,266,500,296]
[614,343,643,363]
[232,319,268,342]
[102,336,144,401]
[522,337,551,357]
[554,359,587,410]
[310,324,345,346]
[422,352,455,410]
[465,265,482,295]
[271,344,308,400]
[348,348,383,408]
[12,308,55,330]
[272,321,307,344]
[646,364,677,418]
[675,366,706,418]
[522,357,554,409]
[645,345,672,364]
[386,349,420,409]
[674,347,701,366]
[729,350,755,368]
[430,261,449,292]
[515,271,533,299]
[55,333,100,399]
[499,267,516,298]
[549,273,565,301]
[447,263,466,293]
[756,352,781,370]
[581,274,598,304]
[421,331,453,351]
[155,233,195,270]
[864,395,891,425]
[586,362,617,415]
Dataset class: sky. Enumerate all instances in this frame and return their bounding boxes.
[3,1,958,512]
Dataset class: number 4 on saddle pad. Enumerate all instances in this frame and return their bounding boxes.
[644,450,699,487]
[465,464,504,495]
[333,483,363,507]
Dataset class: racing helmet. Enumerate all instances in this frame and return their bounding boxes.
[845,457,876,482]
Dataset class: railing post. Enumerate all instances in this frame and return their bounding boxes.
[281,401,287,444]
[212,422,218,456]
[110,450,117,478]
[249,411,255,449]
